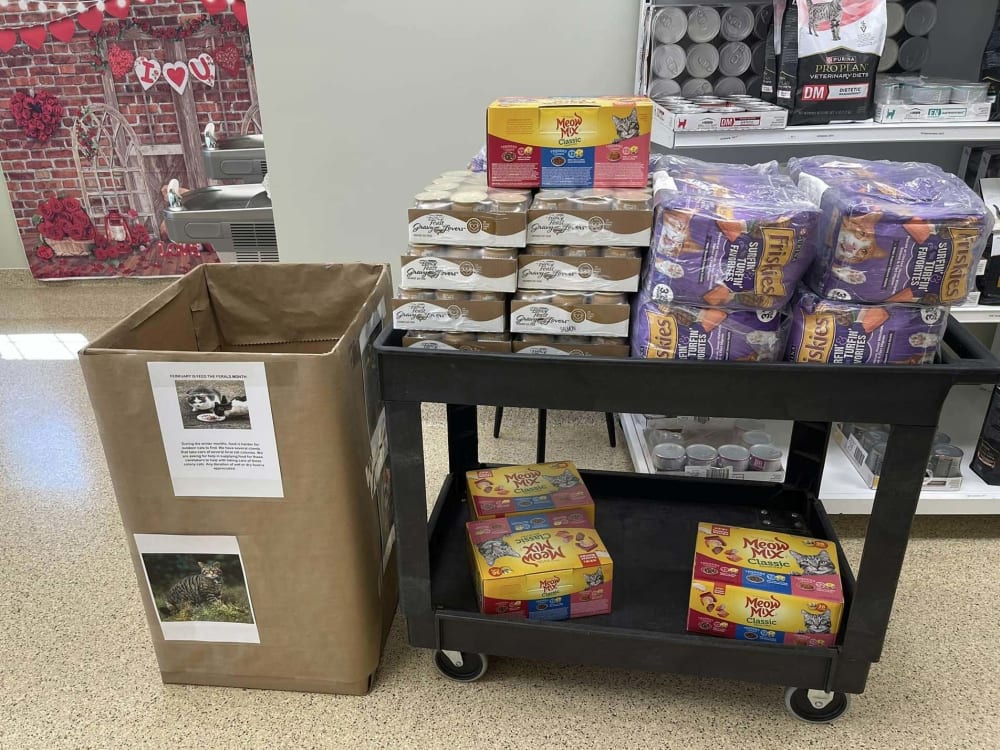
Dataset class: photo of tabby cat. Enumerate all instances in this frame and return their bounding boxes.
[141,552,254,624]
[789,549,837,576]
[801,609,833,634]
[611,107,640,143]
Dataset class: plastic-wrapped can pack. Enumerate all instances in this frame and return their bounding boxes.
[789,155,994,305]
[644,155,821,310]
[631,298,789,361]
[784,288,949,365]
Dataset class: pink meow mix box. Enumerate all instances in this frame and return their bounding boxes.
[465,461,595,522]
[487,97,653,190]
[467,509,613,620]
[687,522,844,647]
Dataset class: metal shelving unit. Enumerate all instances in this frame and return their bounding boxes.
[621,384,1000,514]
[377,319,1000,722]
[652,109,1000,150]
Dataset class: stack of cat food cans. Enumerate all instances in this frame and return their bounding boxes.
[509,188,653,357]
[395,169,525,352]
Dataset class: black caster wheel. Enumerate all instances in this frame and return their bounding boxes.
[784,687,851,723]
[432,650,489,682]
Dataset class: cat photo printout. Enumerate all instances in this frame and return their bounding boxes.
[147,362,283,498]
[135,534,259,644]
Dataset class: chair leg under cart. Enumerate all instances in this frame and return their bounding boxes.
[492,407,617,463]
[377,321,1000,723]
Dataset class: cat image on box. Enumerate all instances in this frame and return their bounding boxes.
[160,561,223,616]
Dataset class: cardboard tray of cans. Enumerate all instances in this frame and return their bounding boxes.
[392,290,506,333]
[832,422,963,491]
[526,188,653,246]
[400,245,517,293]
[518,245,642,293]
[509,290,630,337]
[512,335,630,358]
[622,414,787,483]
[402,331,511,353]
[653,99,787,134]
[408,170,530,247]
[874,76,993,124]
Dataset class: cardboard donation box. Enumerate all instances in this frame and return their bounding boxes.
[79,264,397,695]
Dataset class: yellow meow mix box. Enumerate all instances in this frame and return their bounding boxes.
[467,509,612,620]
[687,522,845,647]
[465,461,595,522]
[487,96,652,189]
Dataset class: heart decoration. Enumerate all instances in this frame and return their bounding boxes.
[188,53,216,87]
[20,25,47,50]
[214,42,241,77]
[0,29,16,53]
[200,0,227,14]
[163,61,189,95]
[105,0,131,20]
[9,89,65,142]
[77,7,104,33]
[133,56,161,91]
[233,0,248,27]
[48,18,77,43]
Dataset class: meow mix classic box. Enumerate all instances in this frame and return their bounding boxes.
[487,97,653,189]
[467,510,612,620]
[465,461,595,522]
[687,522,845,647]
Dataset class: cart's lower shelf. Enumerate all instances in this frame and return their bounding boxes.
[425,469,865,692]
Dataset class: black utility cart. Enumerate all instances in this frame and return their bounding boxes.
[376,318,1000,723]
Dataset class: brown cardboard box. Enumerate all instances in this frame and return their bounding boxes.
[517,253,642,292]
[79,263,397,695]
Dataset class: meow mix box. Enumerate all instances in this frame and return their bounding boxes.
[467,510,612,620]
[487,97,652,189]
[687,522,844,647]
[687,580,843,647]
[465,461,595,522]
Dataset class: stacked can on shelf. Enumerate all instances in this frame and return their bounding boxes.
[510,187,655,357]
[396,170,526,352]
[648,3,773,102]
[880,0,937,74]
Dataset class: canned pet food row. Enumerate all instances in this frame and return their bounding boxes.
[531,188,652,212]
[408,169,530,247]
[643,416,784,477]
[402,330,512,353]
[655,94,783,115]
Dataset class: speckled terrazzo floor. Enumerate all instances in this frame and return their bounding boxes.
[1,268,999,749]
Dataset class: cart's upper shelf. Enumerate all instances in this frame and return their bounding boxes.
[653,117,1000,150]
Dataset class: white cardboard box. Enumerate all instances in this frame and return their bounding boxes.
[832,423,962,491]
[875,102,991,124]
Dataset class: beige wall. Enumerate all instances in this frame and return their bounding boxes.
[247,0,641,274]
[0,166,26,268]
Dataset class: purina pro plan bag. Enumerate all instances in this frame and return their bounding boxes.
[776,0,887,125]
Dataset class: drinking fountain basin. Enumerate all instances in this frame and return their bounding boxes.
[163,184,276,263]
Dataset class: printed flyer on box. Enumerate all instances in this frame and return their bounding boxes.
[135,533,259,644]
[147,361,283,498]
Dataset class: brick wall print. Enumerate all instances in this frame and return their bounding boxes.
[1,1,259,279]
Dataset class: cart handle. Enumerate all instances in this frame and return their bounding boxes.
[942,316,997,365]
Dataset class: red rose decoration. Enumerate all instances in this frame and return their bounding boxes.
[36,245,54,261]
[9,89,65,143]
[107,45,135,81]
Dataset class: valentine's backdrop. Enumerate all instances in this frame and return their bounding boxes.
[1,0,258,279]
